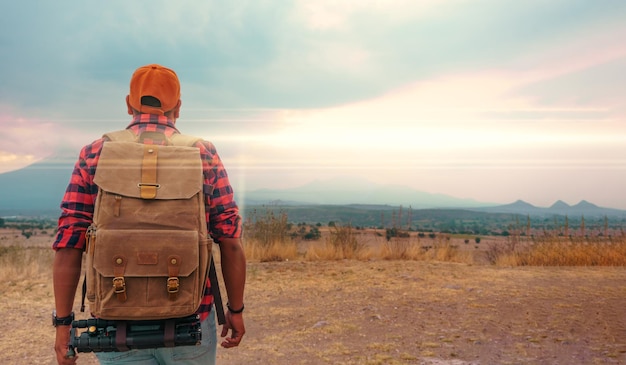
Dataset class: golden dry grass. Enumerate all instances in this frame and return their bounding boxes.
[0,246,53,280]
[2,228,626,364]
[245,223,626,267]
[485,234,626,267]
[243,239,300,262]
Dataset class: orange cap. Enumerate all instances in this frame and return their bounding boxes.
[128,64,180,115]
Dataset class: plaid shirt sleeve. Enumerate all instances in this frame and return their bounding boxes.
[195,139,243,321]
[52,139,104,250]
[199,140,242,240]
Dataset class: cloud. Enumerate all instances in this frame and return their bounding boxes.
[3,1,626,207]
[0,109,96,173]
[5,0,626,113]
[294,0,440,31]
[225,36,626,202]
[0,151,39,174]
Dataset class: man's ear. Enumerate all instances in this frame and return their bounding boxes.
[173,100,182,119]
[126,95,133,115]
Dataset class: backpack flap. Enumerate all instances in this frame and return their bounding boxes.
[92,229,204,320]
[95,141,203,200]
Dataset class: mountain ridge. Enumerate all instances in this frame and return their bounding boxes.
[242,177,493,209]
[470,199,624,217]
[1,157,625,218]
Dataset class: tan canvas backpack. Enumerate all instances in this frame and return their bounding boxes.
[85,130,210,320]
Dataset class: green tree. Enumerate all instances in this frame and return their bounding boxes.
[303,226,321,240]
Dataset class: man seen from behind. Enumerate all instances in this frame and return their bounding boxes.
[52,64,246,365]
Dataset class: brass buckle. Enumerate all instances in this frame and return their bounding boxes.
[113,277,126,293]
[167,277,180,294]
[137,183,161,189]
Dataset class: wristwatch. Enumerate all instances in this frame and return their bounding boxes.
[52,311,74,327]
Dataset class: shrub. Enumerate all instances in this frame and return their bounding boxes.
[306,224,368,260]
[327,224,364,259]
[244,209,289,248]
[385,227,410,241]
[243,209,297,262]
[303,226,321,240]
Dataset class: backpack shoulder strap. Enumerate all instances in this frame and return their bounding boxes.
[209,258,226,325]
[103,130,204,147]
[103,129,136,142]
[170,133,203,147]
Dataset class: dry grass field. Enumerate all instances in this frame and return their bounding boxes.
[1,227,626,364]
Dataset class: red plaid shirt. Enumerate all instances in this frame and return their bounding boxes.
[53,114,242,320]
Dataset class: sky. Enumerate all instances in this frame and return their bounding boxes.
[2,0,626,209]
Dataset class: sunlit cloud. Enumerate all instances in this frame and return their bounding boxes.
[2,1,626,208]
[0,151,38,174]
[0,111,91,173]
[222,53,626,208]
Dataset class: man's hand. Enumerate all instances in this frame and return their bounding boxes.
[53,248,82,364]
[218,237,246,348]
[55,326,77,365]
[220,311,245,348]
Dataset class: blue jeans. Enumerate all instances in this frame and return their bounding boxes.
[95,308,217,365]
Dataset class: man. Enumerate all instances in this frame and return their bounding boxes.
[52,64,246,365]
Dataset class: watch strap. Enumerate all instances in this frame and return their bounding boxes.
[53,311,74,326]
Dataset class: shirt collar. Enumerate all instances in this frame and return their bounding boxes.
[126,113,179,132]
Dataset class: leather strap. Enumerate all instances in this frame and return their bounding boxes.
[140,145,159,199]
[167,255,181,300]
[163,319,176,347]
[209,258,226,325]
[113,195,122,217]
[115,321,130,351]
[113,255,128,302]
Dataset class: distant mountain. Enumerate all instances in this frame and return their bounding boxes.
[550,200,570,210]
[242,177,493,209]
[0,161,491,215]
[572,200,598,209]
[473,199,626,218]
[1,156,625,218]
[482,199,539,214]
[0,152,76,216]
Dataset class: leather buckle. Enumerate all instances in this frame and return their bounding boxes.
[167,277,179,294]
[113,277,126,294]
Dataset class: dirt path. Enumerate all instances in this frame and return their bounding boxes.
[2,260,626,364]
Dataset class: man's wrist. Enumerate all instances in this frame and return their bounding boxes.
[227,303,245,314]
[52,311,74,327]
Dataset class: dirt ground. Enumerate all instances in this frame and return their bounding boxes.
[1,232,626,364]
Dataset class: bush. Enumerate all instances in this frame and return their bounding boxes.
[243,209,297,262]
[306,224,367,260]
[385,227,410,241]
[327,224,364,259]
[303,226,321,240]
[244,209,290,248]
